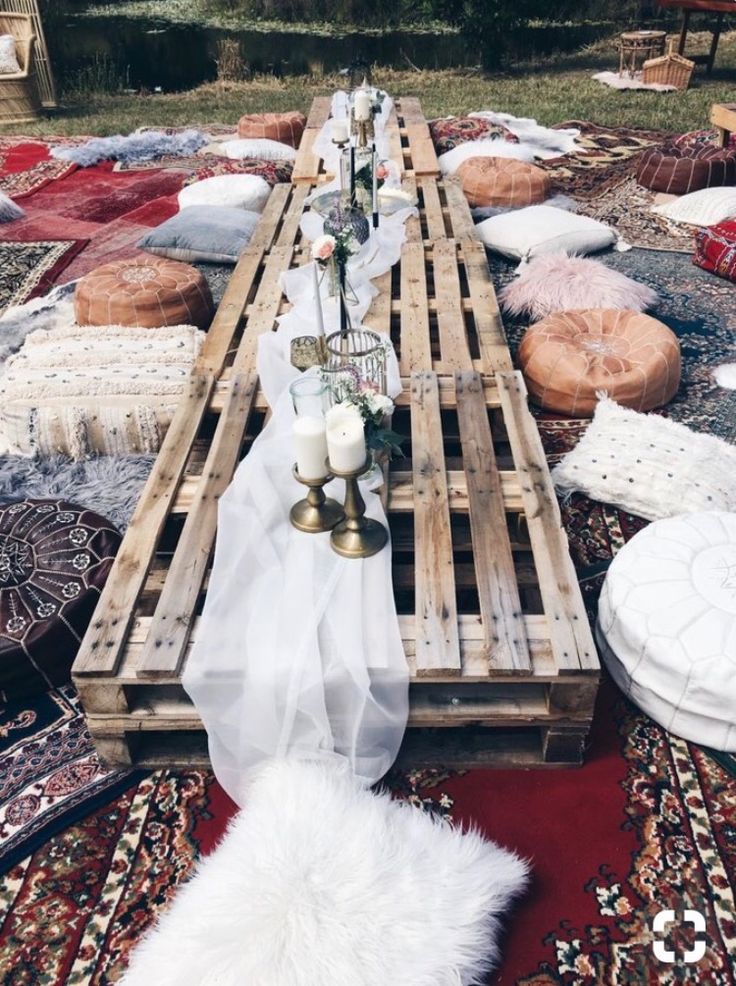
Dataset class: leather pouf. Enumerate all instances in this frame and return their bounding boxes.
[597,511,736,752]
[456,157,550,209]
[0,500,121,700]
[636,141,736,195]
[518,309,681,417]
[74,257,214,330]
[237,111,306,148]
[694,220,736,283]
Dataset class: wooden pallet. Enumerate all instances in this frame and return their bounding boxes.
[72,97,599,770]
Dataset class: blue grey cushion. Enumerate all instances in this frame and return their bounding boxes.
[137,205,261,264]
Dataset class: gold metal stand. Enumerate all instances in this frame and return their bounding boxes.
[290,465,344,533]
[329,458,388,558]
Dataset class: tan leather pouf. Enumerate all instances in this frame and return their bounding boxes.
[74,258,214,330]
[518,309,681,417]
[456,157,550,209]
[237,111,307,148]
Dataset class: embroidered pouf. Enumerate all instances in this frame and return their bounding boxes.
[456,157,550,208]
[597,511,736,751]
[694,220,736,283]
[74,258,214,330]
[518,309,681,417]
[0,499,121,700]
[635,141,736,194]
[237,111,306,148]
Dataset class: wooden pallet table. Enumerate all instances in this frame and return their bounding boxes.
[72,97,599,771]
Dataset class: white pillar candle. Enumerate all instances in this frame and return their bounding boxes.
[293,415,328,480]
[354,90,372,122]
[327,417,366,473]
[312,261,325,337]
[331,118,349,143]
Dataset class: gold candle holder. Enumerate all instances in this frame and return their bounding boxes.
[329,458,388,559]
[290,464,344,534]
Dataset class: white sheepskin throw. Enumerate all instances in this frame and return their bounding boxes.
[119,760,529,986]
[499,254,658,320]
[714,363,736,390]
[439,138,535,175]
[0,190,24,223]
[592,71,676,92]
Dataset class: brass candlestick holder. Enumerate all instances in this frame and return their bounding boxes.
[290,464,344,533]
[329,458,388,559]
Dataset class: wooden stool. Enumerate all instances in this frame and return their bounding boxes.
[711,103,736,148]
[618,30,667,77]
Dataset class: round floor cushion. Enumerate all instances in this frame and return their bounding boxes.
[0,499,121,700]
[597,511,736,751]
[518,309,681,417]
[456,157,550,208]
[74,257,214,330]
[636,141,736,195]
[237,111,306,148]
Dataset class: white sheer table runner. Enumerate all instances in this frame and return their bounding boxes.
[183,193,417,808]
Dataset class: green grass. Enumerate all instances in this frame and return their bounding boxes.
[5,30,736,138]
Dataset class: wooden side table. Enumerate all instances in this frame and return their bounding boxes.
[656,0,736,75]
[711,102,736,147]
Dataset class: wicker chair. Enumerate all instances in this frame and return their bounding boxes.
[0,12,40,124]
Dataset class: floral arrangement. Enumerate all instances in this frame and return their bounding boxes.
[326,385,404,461]
[311,228,358,270]
[355,158,389,192]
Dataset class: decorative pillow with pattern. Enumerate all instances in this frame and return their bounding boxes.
[428,116,517,155]
[0,34,20,75]
[693,220,736,283]
[185,158,293,188]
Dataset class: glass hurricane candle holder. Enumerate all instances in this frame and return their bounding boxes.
[324,328,387,396]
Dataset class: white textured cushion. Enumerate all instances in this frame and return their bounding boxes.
[138,205,260,263]
[597,511,736,751]
[476,205,617,262]
[0,34,20,75]
[178,173,271,213]
[552,398,736,522]
[0,324,204,458]
[438,139,535,175]
[651,186,736,227]
[220,138,297,162]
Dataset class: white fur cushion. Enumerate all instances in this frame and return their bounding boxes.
[138,205,260,263]
[439,138,535,175]
[220,138,298,162]
[476,205,617,263]
[499,254,657,320]
[119,759,529,986]
[0,34,20,75]
[651,186,736,227]
[597,511,736,751]
[0,324,204,458]
[552,398,736,522]
[178,173,271,212]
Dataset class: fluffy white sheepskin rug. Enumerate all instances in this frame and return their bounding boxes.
[499,253,658,320]
[0,190,25,223]
[438,138,536,175]
[714,363,736,390]
[119,760,529,986]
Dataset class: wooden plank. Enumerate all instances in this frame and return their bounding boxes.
[137,373,258,678]
[456,371,532,675]
[293,129,321,183]
[496,372,599,674]
[72,374,215,677]
[461,238,514,373]
[306,96,332,129]
[231,244,295,375]
[442,176,476,240]
[397,97,426,125]
[401,175,422,243]
[433,239,473,372]
[275,184,310,248]
[419,177,446,242]
[399,240,431,375]
[411,371,461,675]
[405,125,440,177]
[385,106,404,173]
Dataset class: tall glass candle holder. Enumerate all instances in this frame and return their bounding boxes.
[288,376,343,533]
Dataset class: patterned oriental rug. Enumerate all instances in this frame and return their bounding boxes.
[0,240,87,314]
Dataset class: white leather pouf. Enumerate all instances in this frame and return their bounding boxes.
[597,511,736,751]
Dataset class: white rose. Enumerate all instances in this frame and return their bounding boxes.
[367,393,394,416]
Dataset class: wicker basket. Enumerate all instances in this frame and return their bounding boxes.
[0,12,40,124]
[642,44,695,91]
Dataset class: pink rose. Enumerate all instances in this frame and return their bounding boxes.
[376,162,389,181]
[312,234,336,262]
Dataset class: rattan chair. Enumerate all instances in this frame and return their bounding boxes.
[0,12,40,124]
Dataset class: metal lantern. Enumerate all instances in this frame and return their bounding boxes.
[324,203,370,246]
[324,328,387,395]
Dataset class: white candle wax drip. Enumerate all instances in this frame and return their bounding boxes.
[293,415,329,480]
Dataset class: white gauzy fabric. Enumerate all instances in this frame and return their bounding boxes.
[183,213,412,807]
[311,90,396,191]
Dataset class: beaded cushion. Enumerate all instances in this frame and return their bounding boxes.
[237,111,307,148]
[0,499,121,700]
[636,141,736,195]
[428,116,518,156]
[694,220,736,283]
[74,257,214,330]
[518,308,681,417]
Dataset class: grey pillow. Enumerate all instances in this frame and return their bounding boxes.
[137,205,261,263]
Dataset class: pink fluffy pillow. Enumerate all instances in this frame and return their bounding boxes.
[498,254,658,321]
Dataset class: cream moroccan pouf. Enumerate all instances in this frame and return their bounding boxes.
[518,309,681,417]
[74,257,214,330]
[456,157,550,209]
[237,111,306,148]
[597,512,736,751]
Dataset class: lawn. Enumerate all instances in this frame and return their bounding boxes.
[4,29,736,137]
